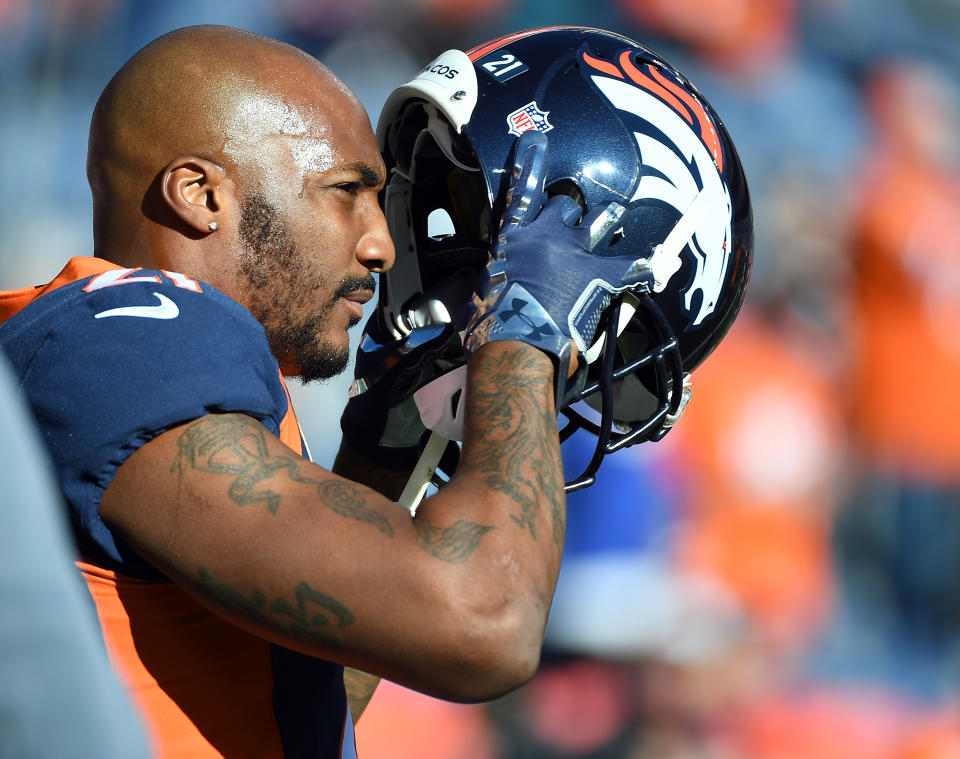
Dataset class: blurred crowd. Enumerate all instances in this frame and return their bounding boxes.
[3,0,960,757]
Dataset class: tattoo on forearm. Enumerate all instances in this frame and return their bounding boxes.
[467,349,566,548]
[317,481,394,537]
[415,517,493,563]
[488,473,539,538]
[197,565,354,646]
[539,468,566,548]
[272,581,354,636]
[173,416,397,537]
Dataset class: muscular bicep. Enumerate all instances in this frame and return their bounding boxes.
[99,413,413,665]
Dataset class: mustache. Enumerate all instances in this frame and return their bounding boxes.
[333,274,377,300]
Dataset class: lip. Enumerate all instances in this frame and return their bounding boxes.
[340,289,373,320]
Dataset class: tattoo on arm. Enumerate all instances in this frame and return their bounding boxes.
[543,470,566,548]
[272,582,354,636]
[173,415,311,513]
[467,348,566,548]
[196,565,354,647]
[172,415,397,536]
[414,516,493,563]
[317,481,394,537]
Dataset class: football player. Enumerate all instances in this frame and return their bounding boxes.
[0,24,751,759]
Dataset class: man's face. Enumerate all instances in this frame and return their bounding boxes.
[230,85,393,382]
[237,193,377,382]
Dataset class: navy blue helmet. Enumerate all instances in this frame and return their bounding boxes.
[375,26,753,490]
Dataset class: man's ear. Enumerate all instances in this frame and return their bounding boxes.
[160,156,228,234]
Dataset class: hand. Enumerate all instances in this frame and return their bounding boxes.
[462,130,651,407]
[339,313,463,471]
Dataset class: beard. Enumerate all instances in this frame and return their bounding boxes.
[238,193,375,383]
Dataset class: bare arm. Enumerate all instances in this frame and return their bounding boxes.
[100,340,564,702]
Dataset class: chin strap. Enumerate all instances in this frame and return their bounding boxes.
[648,188,709,293]
[398,431,452,516]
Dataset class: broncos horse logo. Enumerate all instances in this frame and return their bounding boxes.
[582,50,733,327]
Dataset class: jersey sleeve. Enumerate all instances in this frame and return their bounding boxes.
[1,273,291,575]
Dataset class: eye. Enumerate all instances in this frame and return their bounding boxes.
[333,181,362,196]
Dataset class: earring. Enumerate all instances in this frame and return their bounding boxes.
[208,221,218,232]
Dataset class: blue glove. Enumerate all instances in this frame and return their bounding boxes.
[339,314,463,471]
[462,130,654,407]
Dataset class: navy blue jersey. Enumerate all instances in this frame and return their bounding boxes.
[0,258,357,759]
[1,262,289,575]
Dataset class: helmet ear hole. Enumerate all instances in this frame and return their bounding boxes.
[427,208,455,240]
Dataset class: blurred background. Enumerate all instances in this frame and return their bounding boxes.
[3,0,960,756]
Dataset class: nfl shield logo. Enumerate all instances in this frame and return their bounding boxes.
[506,101,554,137]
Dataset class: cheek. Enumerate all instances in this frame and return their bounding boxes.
[304,205,360,266]
[292,229,346,303]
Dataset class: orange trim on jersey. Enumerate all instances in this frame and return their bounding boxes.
[647,66,724,172]
[619,51,693,126]
[0,257,123,324]
[581,51,624,80]
[79,560,285,758]
[0,287,42,324]
[467,26,580,61]
[277,370,306,457]
[5,257,311,756]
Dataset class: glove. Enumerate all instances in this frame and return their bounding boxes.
[340,312,463,471]
[462,129,654,408]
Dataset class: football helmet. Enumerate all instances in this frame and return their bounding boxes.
[374,26,753,491]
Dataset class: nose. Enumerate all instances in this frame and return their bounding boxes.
[356,197,395,273]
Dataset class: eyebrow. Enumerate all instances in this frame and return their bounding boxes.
[340,161,384,187]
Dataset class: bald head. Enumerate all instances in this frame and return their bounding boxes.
[87,25,366,267]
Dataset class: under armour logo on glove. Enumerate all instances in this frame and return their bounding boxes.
[498,298,558,340]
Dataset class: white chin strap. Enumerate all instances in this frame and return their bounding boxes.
[399,363,468,515]
[648,188,709,293]
[398,431,452,515]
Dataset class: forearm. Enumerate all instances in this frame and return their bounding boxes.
[326,341,565,699]
[450,340,566,558]
[412,341,567,669]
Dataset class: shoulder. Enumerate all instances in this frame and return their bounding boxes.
[0,268,291,572]
[3,267,271,370]
[51,267,258,331]
[0,265,290,440]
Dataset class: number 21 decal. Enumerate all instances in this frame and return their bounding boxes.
[480,52,529,83]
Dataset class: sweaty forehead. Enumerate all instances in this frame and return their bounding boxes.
[220,75,377,181]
